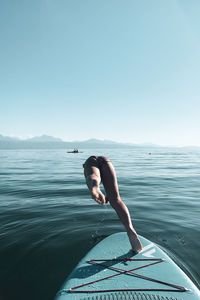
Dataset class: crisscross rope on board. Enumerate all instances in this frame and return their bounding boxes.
[69,258,188,293]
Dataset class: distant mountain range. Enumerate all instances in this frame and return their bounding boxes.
[0,134,199,149]
[0,134,159,149]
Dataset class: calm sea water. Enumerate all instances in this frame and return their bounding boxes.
[0,147,200,300]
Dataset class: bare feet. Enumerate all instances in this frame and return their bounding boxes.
[91,186,106,205]
[127,229,143,253]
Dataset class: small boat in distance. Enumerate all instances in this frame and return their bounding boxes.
[67,149,82,153]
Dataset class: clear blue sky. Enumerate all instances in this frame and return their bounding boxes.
[1,0,200,146]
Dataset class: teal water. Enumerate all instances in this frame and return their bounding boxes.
[0,148,200,300]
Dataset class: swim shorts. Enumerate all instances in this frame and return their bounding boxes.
[83,156,110,170]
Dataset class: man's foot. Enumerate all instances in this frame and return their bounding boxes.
[127,229,143,253]
[91,186,106,205]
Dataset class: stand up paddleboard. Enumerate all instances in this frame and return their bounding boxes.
[55,233,200,300]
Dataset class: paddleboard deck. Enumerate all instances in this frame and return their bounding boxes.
[55,232,200,300]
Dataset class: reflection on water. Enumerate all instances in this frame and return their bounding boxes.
[0,148,200,300]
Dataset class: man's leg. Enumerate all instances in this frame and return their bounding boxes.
[101,162,142,253]
[84,157,106,205]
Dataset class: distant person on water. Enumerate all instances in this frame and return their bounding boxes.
[83,156,142,253]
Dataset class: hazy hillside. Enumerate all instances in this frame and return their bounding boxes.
[0,134,159,149]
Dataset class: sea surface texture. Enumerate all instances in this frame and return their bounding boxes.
[0,148,199,300]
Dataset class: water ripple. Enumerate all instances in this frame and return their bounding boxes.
[0,148,200,300]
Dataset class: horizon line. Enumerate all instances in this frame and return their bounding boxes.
[0,133,200,148]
